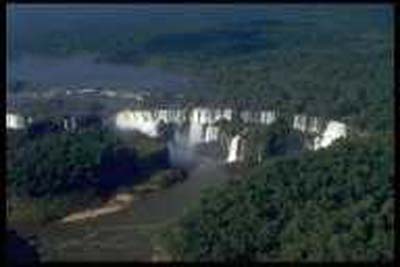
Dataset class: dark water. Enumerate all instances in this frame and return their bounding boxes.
[8,54,198,92]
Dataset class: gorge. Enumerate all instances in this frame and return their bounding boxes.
[6,107,348,165]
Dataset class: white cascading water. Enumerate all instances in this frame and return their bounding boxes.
[292,114,347,150]
[7,107,349,164]
[260,110,277,125]
[113,107,349,163]
[115,110,160,137]
[204,125,219,143]
[4,107,350,163]
[6,113,26,130]
[63,117,78,131]
[185,108,231,146]
[293,114,321,133]
[188,109,205,146]
[226,135,242,163]
[293,114,308,132]
[167,128,196,167]
[313,121,347,150]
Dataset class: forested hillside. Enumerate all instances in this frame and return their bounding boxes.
[160,134,394,261]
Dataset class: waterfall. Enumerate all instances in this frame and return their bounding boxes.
[113,107,349,164]
[204,125,219,143]
[312,121,347,150]
[187,120,204,146]
[167,129,195,168]
[226,135,242,163]
[114,110,161,137]
[6,113,26,130]
[8,107,349,164]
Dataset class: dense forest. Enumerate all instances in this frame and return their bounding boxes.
[6,128,171,225]
[159,134,394,261]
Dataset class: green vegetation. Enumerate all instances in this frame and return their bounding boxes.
[7,129,121,197]
[244,118,303,165]
[6,129,170,225]
[7,192,102,225]
[218,117,307,166]
[161,134,393,261]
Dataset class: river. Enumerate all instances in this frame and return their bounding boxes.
[30,156,233,262]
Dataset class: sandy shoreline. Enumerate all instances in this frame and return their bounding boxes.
[60,193,134,223]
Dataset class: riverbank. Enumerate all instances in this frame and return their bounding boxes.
[31,158,233,261]
[60,193,134,223]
